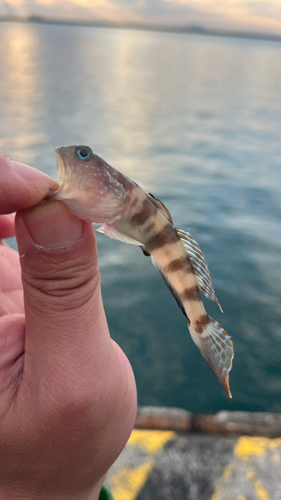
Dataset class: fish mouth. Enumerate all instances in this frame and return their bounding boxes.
[45,148,69,201]
[55,147,67,184]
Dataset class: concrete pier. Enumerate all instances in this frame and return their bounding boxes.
[105,407,281,500]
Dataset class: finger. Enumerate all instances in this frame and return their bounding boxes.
[16,200,109,372]
[15,200,137,483]
[0,214,15,239]
[0,151,59,214]
[15,200,135,413]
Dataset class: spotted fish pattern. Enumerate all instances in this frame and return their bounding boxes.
[51,145,234,397]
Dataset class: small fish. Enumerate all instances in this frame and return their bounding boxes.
[51,145,234,397]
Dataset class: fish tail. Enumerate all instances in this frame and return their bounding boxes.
[189,315,234,398]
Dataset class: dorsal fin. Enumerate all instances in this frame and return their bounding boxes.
[175,228,223,312]
[146,192,174,224]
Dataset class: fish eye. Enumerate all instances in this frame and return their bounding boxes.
[75,146,93,161]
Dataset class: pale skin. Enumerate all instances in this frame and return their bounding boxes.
[0,151,137,500]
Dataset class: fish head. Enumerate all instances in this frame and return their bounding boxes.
[51,145,129,224]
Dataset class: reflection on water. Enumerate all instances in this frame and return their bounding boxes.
[0,23,48,163]
[0,22,281,412]
[102,29,154,154]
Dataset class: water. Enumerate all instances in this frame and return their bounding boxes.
[1,21,281,413]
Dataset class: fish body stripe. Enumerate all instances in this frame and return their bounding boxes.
[194,314,211,333]
[145,218,207,326]
[131,198,158,225]
[130,197,139,209]
[146,225,180,252]
[128,188,145,213]
[131,208,149,226]
[164,256,195,274]
[199,314,211,325]
[144,222,157,234]
[182,286,201,302]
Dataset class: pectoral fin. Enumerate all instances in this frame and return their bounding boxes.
[175,228,223,312]
[141,248,150,257]
[96,224,142,246]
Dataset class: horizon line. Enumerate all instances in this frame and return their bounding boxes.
[1,15,281,43]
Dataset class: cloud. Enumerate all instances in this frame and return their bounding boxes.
[243,0,281,20]
[0,0,281,34]
[116,0,230,25]
[0,0,143,22]
[164,0,281,31]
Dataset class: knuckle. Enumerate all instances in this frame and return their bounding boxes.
[22,255,100,311]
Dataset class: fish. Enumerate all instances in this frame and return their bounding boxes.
[50,144,234,397]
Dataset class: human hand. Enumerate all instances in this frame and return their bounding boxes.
[0,152,137,500]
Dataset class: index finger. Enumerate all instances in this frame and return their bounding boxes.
[0,214,15,239]
[0,151,59,214]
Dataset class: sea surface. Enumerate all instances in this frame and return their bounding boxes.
[1,21,281,413]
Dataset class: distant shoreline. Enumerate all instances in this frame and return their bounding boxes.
[1,15,281,44]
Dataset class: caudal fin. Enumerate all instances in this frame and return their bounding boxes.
[189,317,234,398]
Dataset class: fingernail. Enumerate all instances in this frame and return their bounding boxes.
[11,160,59,192]
[23,201,83,249]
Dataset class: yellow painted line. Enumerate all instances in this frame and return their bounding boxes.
[210,490,221,500]
[110,430,175,500]
[247,468,271,500]
[210,491,220,500]
[110,462,154,500]
[127,429,175,453]
[210,464,234,500]
[221,463,234,480]
[235,436,281,462]
[252,479,271,500]
[211,436,281,500]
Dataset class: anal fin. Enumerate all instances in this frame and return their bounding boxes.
[151,256,189,322]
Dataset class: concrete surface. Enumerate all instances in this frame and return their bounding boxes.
[105,409,281,500]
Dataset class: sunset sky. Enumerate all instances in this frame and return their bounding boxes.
[1,0,281,35]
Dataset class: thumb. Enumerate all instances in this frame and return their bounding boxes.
[15,201,134,415]
[12,200,136,495]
